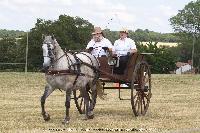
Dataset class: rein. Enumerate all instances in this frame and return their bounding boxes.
[46,69,97,79]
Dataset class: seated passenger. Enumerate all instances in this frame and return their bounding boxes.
[113,28,137,74]
[86,27,113,57]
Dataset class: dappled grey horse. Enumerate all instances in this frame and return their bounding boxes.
[41,35,102,124]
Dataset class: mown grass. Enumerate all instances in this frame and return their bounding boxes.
[0,73,200,133]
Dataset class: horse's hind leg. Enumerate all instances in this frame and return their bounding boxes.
[62,88,71,124]
[90,83,97,111]
[41,84,54,121]
[88,85,97,119]
[83,84,94,119]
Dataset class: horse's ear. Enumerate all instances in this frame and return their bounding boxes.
[54,39,59,46]
[42,34,45,40]
[42,34,46,43]
[51,34,55,40]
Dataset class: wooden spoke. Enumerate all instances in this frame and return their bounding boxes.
[73,88,97,114]
[131,61,152,116]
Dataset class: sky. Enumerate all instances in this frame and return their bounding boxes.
[0,0,194,33]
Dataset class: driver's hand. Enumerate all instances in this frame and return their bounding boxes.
[112,54,117,57]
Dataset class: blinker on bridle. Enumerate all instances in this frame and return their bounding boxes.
[43,41,55,63]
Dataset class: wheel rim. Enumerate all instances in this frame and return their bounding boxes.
[131,62,151,116]
[73,88,97,114]
[73,89,85,114]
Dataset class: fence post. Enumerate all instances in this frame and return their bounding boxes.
[25,31,29,73]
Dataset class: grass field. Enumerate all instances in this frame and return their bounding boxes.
[0,73,200,133]
[141,42,178,47]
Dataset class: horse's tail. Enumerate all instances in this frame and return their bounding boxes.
[95,79,105,100]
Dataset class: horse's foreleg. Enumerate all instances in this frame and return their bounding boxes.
[62,89,71,124]
[41,84,54,121]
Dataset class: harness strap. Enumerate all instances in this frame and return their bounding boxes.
[72,54,82,85]
[46,69,76,75]
[45,52,100,87]
[76,52,100,85]
[46,69,94,78]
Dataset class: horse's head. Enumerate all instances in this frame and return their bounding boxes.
[42,35,57,68]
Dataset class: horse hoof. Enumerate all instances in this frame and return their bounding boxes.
[83,116,88,120]
[62,117,70,125]
[43,113,50,121]
[87,114,94,119]
[87,111,94,119]
[62,120,69,125]
[83,114,94,120]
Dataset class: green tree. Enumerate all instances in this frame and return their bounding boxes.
[170,0,200,69]
[0,37,16,62]
[18,15,94,71]
[103,29,118,43]
[0,29,25,38]
[136,41,176,74]
[0,37,25,71]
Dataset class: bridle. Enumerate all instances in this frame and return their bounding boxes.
[43,42,56,64]
[42,39,79,71]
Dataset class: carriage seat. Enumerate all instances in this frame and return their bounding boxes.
[108,56,119,67]
[112,53,134,75]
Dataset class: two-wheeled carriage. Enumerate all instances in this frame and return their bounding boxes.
[41,35,152,123]
[73,53,152,116]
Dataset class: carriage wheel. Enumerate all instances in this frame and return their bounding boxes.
[73,86,97,114]
[131,61,152,116]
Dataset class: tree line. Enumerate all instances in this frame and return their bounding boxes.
[0,0,199,73]
[103,29,179,44]
[0,27,179,43]
[0,29,25,38]
[0,16,177,73]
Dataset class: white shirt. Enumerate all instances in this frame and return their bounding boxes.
[113,37,136,56]
[86,38,113,57]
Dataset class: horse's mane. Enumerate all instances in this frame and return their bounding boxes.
[52,43,75,70]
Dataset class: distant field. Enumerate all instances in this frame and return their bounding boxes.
[0,37,22,40]
[141,42,178,47]
[0,73,200,133]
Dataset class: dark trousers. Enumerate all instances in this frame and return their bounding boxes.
[113,56,129,74]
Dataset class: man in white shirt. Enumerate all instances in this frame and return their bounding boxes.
[113,28,137,74]
[86,27,113,57]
